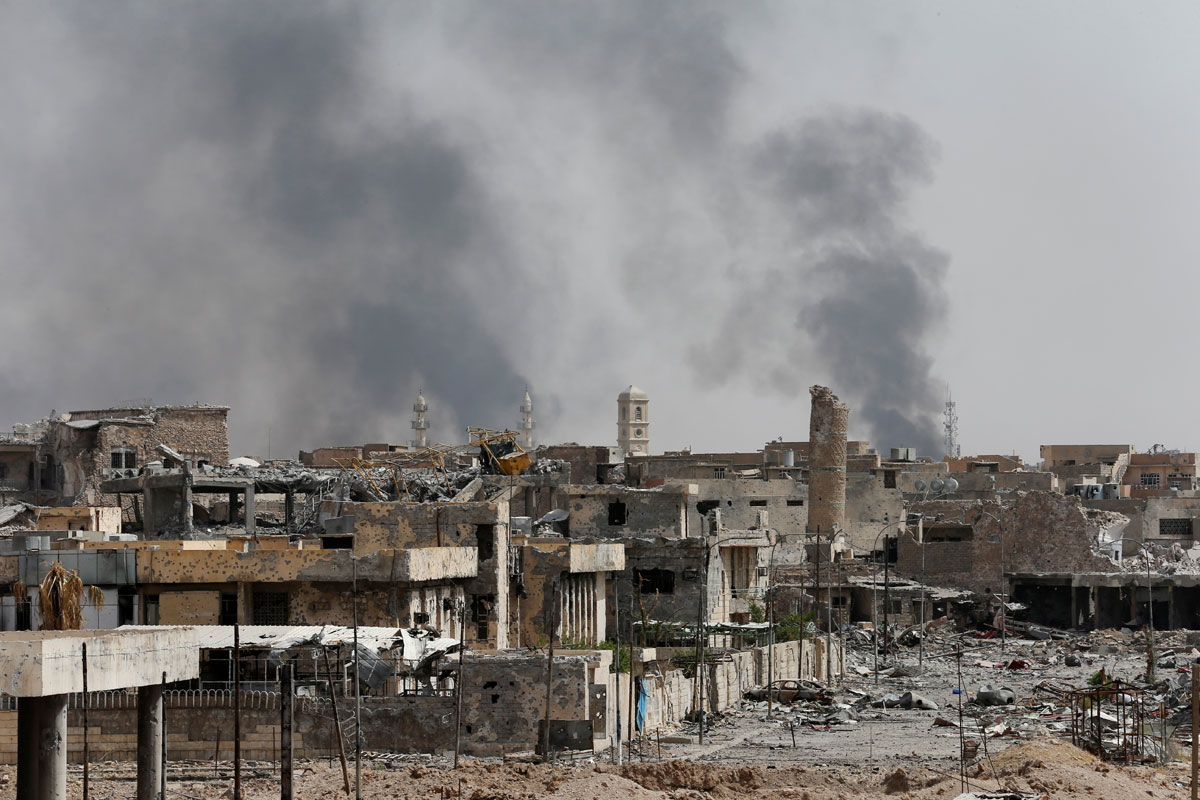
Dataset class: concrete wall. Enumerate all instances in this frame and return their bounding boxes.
[138,546,477,585]
[629,639,842,734]
[843,476,905,555]
[562,485,691,539]
[1040,444,1133,468]
[674,479,808,545]
[1083,495,1200,547]
[897,471,1058,496]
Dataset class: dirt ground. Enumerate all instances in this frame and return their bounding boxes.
[0,737,1186,800]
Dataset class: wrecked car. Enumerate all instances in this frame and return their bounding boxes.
[744,679,828,704]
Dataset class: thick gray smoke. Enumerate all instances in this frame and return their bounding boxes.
[0,3,949,457]
[750,111,949,455]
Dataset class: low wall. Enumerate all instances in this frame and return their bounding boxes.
[0,691,458,763]
[626,637,843,734]
[0,639,842,762]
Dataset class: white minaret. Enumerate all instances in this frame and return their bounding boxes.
[617,385,649,458]
[519,388,535,450]
[411,389,428,448]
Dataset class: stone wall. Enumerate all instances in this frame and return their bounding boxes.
[897,492,1123,594]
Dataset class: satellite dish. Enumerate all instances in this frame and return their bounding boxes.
[930,479,945,493]
[537,509,569,524]
[943,478,959,492]
[914,479,928,493]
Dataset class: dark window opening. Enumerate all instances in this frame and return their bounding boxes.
[15,594,31,631]
[883,471,897,489]
[0,464,6,481]
[749,500,767,507]
[925,525,974,543]
[413,611,430,625]
[1159,518,1192,537]
[219,592,238,625]
[111,452,123,469]
[786,499,804,507]
[162,457,175,469]
[476,524,495,560]
[608,501,627,526]
[471,594,493,640]
[320,535,354,550]
[144,594,159,626]
[635,568,675,595]
[251,591,289,625]
[889,600,903,614]
[40,457,56,490]
[696,500,720,516]
[713,467,726,479]
[118,587,136,626]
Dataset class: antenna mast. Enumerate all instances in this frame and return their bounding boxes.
[943,387,960,459]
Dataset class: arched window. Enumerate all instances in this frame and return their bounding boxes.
[635,406,642,421]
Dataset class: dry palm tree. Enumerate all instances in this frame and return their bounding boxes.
[38,562,85,631]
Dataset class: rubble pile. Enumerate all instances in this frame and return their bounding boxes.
[0,502,37,534]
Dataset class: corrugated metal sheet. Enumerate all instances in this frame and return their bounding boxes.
[20,550,137,586]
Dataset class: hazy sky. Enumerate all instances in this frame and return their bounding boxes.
[2,2,1197,463]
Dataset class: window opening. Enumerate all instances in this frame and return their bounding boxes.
[635,568,675,594]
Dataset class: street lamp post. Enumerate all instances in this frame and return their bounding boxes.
[868,521,903,685]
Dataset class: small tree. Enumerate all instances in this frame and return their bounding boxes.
[39,563,84,631]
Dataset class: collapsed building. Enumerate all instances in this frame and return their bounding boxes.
[45,385,1200,769]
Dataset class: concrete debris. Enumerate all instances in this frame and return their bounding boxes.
[974,685,1015,706]
[528,457,567,475]
[871,691,938,710]
[0,503,36,530]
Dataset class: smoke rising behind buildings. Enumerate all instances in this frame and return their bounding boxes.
[0,2,951,456]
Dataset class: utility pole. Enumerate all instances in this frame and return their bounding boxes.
[352,559,361,800]
[918,515,926,671]
[453,600,466,768]
[614,580,622,764]
[541,575,559,762]
[882,535,890,669]
[766,582,774,716]
[233,624,242,800]
[82,643,89,800]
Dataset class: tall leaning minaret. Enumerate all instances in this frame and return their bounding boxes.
[519,388,535,450]
[411,390,429,449]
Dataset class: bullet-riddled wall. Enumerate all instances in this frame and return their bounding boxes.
[807,386,849,536]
